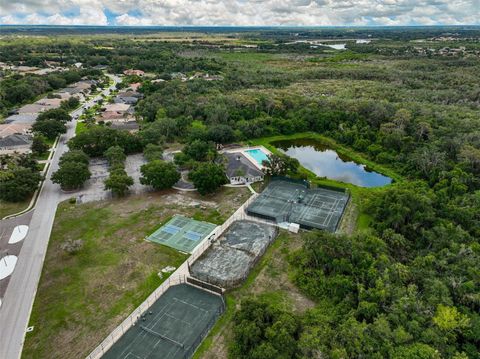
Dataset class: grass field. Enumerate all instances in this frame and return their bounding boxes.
[194,230,314,359]
[22,187,250,359]
[0,199,30,219]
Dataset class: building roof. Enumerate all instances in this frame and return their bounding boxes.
[35,98,62,108]
[109,121,140,131]
[224,152,264,179]
[103,103,131,113]
[0,134,32,148]
[118,90,143,98]
[100,111,126,121]
[0,123,32,138]
[17,104,49,114]
[114,96,138,104]
[60,87,83,94]
[123,69,145,76]
[4,114,38,125]
[128,82,141,91]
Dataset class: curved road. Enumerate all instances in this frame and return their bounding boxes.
[0,75,120,359]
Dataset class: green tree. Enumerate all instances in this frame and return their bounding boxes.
[188,162,227,195]
[262,153,299,177]
[59,150,90,166]
[37,108,71,123]
[52,161,91,190]
[139,160,180,190]
[143,144,163,162]
[104,169,134,196]
[32,119,66,140]
[183,140,216,162]
[104,145,126,168]
[31,134,49,155]
[0,167,41,202]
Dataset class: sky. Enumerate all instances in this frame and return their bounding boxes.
[0,0,479,27]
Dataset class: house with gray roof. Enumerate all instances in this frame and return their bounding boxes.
[4,114,38,125]
[0,134,32,155]
[224,152,264,185]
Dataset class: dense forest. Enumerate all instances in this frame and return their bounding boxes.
[1,28,479,357]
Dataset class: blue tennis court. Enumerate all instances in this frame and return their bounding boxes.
[146,215,217,253]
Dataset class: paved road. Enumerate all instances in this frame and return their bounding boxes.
[0,75,120,359]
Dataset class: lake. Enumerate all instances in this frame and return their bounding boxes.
[272,138,392,188]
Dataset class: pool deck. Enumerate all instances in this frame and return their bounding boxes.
[221,145,272,170]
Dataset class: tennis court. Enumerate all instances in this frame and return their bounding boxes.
[103,284,225,359]
[246,179,349,232]
[146,216,217,253]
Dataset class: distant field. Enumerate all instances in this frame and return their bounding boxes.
[22,187,250,359]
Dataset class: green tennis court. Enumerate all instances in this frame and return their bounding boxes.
[102,284,225,359]
[146,215,217,253]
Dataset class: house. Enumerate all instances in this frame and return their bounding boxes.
[18,104,49,114]
[100,111,127,121]
[109,120,139,133]
[3,114,38,125]
[224,152,264,185]
[128,82,141,91]
[35,98,62,108]
[0,123,32,138]
[123,69,145,77]
[0,134,32,155]
[114,96,138,105]
[102,103,132,113]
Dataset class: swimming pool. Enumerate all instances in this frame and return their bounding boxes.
[245,148,269,166]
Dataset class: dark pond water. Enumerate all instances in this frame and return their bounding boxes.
[272,138,392,188]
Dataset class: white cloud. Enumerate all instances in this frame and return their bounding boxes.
[0,0,479,26]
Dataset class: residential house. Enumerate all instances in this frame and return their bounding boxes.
[0,123,32,138]
[0,134,32,155]
[123,69,145,76]
[224,152,264,185]
[35,98,62,108]
[3,114,38,125]
[18,103,49,115]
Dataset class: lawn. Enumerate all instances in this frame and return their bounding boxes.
[22,187,250,359]
[0,199,30,219]
[194,230,313,359]
[75,121,87,134]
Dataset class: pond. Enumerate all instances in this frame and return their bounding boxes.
[272,138,392,188]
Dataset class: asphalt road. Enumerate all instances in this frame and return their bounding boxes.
[0,75,120,359]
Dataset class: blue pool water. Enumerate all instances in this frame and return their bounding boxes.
[245,149,269,165]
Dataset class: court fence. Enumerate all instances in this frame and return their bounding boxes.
[85,193,258,359]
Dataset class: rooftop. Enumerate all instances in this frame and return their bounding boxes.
[224,152,264,179]
[0,134,32,148]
